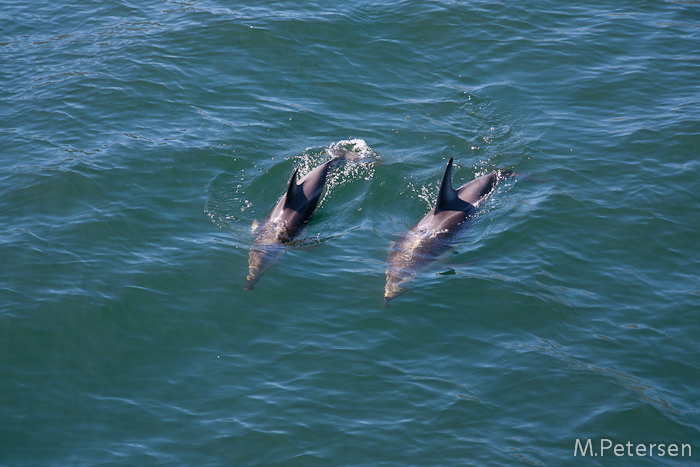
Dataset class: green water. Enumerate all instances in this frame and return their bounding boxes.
[1,1,699,465]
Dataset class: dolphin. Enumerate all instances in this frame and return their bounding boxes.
[245,150,353,290]
[383,158,513,307]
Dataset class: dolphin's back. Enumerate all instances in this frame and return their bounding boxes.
[267,159,335,232]
[456,173,497,206]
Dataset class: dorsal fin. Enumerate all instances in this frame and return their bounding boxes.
[435,158,458,213]
[283,167,301,207]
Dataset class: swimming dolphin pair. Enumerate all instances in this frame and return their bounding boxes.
[246,155,518,305]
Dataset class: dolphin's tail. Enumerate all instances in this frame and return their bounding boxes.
[244,270,259,290]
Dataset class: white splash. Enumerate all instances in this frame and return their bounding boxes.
[326,138,376,161]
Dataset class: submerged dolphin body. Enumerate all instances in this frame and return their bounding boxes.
[383,158,512,306]
[245,150,353,290]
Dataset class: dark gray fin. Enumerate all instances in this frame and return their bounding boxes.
[435,157,458,213]
[283,167,301,207]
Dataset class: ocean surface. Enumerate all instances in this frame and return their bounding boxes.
[2,1,699,465]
